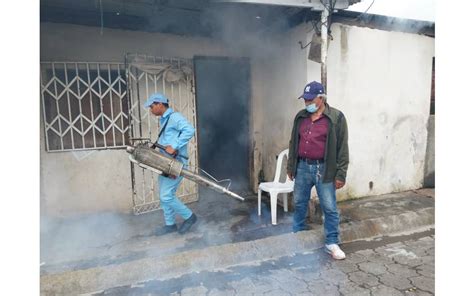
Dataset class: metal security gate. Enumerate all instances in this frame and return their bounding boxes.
[125,53,199,215]
[40,62,129,152]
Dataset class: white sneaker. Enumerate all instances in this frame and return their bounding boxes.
[325,244,346,260]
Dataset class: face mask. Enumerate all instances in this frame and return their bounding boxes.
[306,103,318,113]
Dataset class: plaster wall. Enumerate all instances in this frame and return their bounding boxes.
[308,24,434,199]
[40,23,230,62]
[257,24,310,184]
[257,23,434,200]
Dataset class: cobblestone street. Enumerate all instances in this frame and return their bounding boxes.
[97,230,434,296]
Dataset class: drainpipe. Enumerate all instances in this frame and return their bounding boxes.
[320,4,329,91]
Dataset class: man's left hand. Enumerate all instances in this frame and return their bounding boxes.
[335,179,345,189]
[165,145,177,156]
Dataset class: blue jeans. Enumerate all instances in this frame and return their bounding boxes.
[159,175,193,226]
[293,160,340,245]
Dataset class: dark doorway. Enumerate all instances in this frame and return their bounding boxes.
[194,57,251,195]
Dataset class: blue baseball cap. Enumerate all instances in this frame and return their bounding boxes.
[143,93,169,108]
[299,81,325,100]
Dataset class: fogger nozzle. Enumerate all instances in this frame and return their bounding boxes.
[126,144,245,201]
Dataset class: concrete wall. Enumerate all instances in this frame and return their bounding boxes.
[325,23,434,199]
[249,57,265,190]
[40,125,133,216]
[261,23,434,200]
[40,23,230,61]
[254,24,311,184]
[424,115,435,187]
[40,23,238,217]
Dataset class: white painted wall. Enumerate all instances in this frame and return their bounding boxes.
[244,19,433,201]
[263,23,434,200]
[40,124,132,216]
[324,23,434,199]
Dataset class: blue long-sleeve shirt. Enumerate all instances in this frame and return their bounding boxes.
[156,108,195,164]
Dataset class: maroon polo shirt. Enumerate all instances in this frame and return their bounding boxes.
[298,115,329,160]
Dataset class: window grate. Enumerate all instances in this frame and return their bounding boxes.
[40,62,129,151]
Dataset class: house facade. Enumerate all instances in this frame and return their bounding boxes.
[40,2,435,217]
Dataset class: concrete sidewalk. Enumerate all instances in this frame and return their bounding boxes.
[40,188,434,295]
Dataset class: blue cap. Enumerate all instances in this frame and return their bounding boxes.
[143,93,169,108]
[299,81,325,100]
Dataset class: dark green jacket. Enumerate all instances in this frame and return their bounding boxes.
[287,103,349,183]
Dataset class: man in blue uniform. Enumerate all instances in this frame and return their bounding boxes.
[144,93,197,235]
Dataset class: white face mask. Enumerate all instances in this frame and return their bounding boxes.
[306,103,318,113]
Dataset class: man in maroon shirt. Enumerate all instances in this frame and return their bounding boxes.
[287,81,349,260]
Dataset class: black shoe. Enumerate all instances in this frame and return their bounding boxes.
[293,225,312,233]
[178,213,197,234]
[155,224,178,236]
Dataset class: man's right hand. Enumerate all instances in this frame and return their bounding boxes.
[165,145,177,156]
[288,173,294,181]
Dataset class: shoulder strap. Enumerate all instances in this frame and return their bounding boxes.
[158,112,175,139]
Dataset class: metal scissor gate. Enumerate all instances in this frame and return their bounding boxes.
[125,53,199,215]
[40,62,129,151]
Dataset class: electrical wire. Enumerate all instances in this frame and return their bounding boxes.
[99,0,104,35]
[319,0,332,12]
[356,0,376,21]
[301,0,335,50]
[316,0,335,39]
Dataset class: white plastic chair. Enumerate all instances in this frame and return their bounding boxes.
[258,149,294,225]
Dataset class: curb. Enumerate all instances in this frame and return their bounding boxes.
[41,207,434,295]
